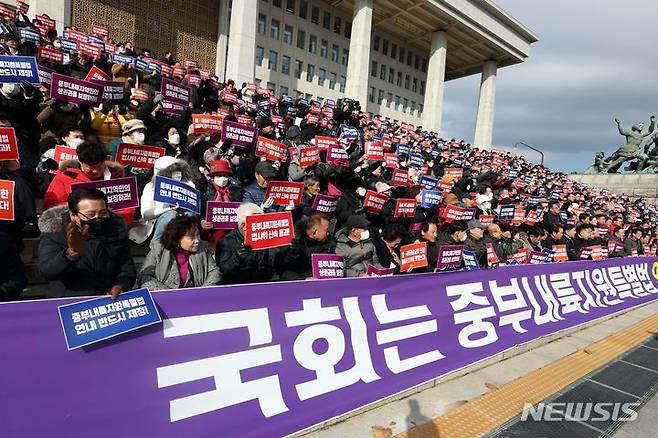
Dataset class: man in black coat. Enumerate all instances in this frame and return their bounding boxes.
[275,215,336,280]
[38,189,136,297]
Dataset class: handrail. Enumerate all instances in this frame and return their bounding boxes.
[514,142,545,166]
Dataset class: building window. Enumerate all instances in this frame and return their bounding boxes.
[411,101,416,112]
[412,78,417,93]
[388,67,394,84]
[255,46,264,66]
[386,92,393,108]
[318,68,326,86]
[407,51,412,66]
[268,51,278,71]
[334,16,341,34]
[309,35,317,54]
[403,98,408,112]
[270,19,280,40]
[329,72,337,89]
[370,60,378,77]
[422,58,428,72]
[382,39,388,56]
[342,48,349,65]
[391,43,397,60]
[379,64,386,80]
[282,55,291,75]
[311,5,319,24]
[339,75,346,92]
[294,60,303,79]
[307,64,315,82]
[285,0,295,13]
[345,21,352,38]
[320,40,328,58]
[399,47,405,63]
[280,85,289,96]
[322,11,331,29]
[257,14,266,34]
[267,81,276,92]
[273,0,281,7]
[404,74,410,89]
[368,86,375,103]
[283,25,293,44]
[297,30,305,49]
[377,89,384,105]
[395,95,400,109]
[254,78,261,86]
[331,44,339,62]
[373,35,380,51]
[396,71,402,87]
[415,55,420,69]
[299,0,307,19]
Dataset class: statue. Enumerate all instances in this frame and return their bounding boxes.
[584,116,656,173]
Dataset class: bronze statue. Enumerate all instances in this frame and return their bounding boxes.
[584,152,606,174]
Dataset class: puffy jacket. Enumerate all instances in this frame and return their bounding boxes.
[335,228,381,277]
[137,241,221,290]
[215,229,279,285]
[37,205,136,296]
[274,231,336,280]
[242,181,267,207]
[89,108,132,148]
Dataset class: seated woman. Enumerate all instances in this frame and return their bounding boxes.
[137,216,221,290]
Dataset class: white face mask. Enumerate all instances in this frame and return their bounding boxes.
[460,233,468,242]
[1,83,20,98]
[168,133,180,146]
[53,41,62,49]
[171,171,182,181]
[213,176,229,187]
[360,230,370,241]
[231,155,241,166]
[356,187,367,197]
[132,132,145,145]
[66,138,85,149]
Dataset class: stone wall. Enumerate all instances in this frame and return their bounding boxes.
[570,174,658,204]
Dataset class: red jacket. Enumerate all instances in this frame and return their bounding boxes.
[43,161,136,226]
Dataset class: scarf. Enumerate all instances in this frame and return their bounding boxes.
[175,250,192,285]
[212,182,231,202]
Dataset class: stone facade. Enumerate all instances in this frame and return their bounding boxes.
[570,173,658,204]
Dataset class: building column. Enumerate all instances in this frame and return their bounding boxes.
[473,60,498,149]
[344,0,373,106]
[214,0,231,81]
[421,30,447,133]
[30,0,71,34]
[225,0,257,85]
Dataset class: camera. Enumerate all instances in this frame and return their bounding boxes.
[338,98,361,112]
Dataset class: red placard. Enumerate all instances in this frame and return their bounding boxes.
[77,41,101,59]
[394,198,416,218]
[314,136,337,150]
[444,168,463,180]
[131,88,149,101]
[67,29,89,44]
[512,207,526,225]
[91,24,109,38]
[245,211,294,250]
[441,205,465,222]
[221,91,239,104]
[115,143,166,169]
[509,248,530,264]
[479,215,495,226]
[183,59,197,69]
[38,47,64,64]
[84,65,110,82]
[363,190,388,214]
[52,145,78,163]
[237,115,254,126]
[186,75,201,87]
[299,146,320,168]
[552,244,568,262]
[255,137,287,162]
[159,63,172,76]
[199,69,210,79]
[391,168,409,186]
[173,65,185,78]
[0,3,16,20]
[438,179,453,191]
[36,14,56,29]
[264,181,304,206]
[384,153,398,168]
[590,245,605,261]
[0,179,14,221]
[0,127,19,161]
[191,114,223,134]
[16,0,28,14]
[400,242,428,271]
[485,243,500,266]
[364,141,384,161]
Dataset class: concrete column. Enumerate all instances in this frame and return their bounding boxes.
[473,60,498,149]
[344,0,373,106]
[214,0,231,81]
[420,30,447,133]
[225,0,257,85]
[30,0,71,34]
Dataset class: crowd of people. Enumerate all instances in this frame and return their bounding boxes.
[1,9,657,301]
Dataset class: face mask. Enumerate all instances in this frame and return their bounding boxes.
[214,176,229,187]
[132,132,145,145]
[360,230,370,241]
[171,171,182,181]
[66,138,85,149]
[356,187,367,197]
[168,133,180,146]
[460,233,468,242]
[80,216,109,234]
[0,83,20,98]
[231,155,241,166]
[53,41,62,49]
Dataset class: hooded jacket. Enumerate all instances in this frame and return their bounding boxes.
[334,228,381,277]
[37,205,136,296]
[137,240,221,290]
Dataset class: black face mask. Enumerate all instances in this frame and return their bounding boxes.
[79,217,109,234]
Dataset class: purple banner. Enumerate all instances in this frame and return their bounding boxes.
[326,144,349,166]
[311,194,339,217]
[70,176,138,210]
[221,120,258,148]
[160,78,190,106]
[311,254,345,279]
[91,80,125,104]
[205,201,240,229]
[367,265,395,277]
[1,258,658,438]
[436,245,464,270]
[37,64,54,89]
[50,73,103,106]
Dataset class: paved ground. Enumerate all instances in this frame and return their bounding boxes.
[615,390,658,438]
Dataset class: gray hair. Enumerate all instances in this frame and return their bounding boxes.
[236,203,264,226]
[303,174,319,188]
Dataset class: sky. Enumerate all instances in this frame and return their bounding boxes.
[440,0,658,173]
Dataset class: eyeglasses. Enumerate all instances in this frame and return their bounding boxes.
[78,210,110,221]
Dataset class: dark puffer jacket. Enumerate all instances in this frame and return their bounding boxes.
[215,229,279,285]
[37,205,136,296]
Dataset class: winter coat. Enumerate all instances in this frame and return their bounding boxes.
[137,241,220,290]
[37,205,136,296]
[215,229,278,285]
[274,232,336,280]
[464,235,487,266]
[0,232,27,301]
[335,228,381,277]
[624,236,643,256]
[89,108,132,148]
[242,181,267,206]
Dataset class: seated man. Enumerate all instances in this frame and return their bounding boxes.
[38,189,136,297]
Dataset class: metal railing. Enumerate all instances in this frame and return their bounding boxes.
[514,142,545,166]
